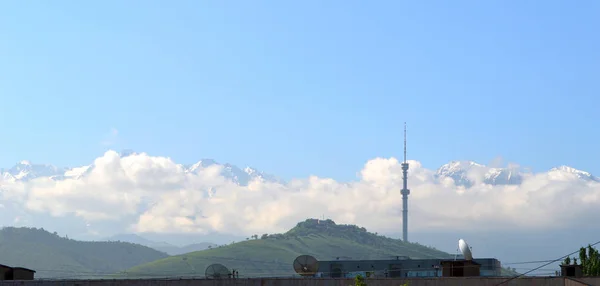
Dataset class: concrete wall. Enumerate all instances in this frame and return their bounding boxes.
[564,278,590,286]
[571,277,599,285]
[0,277,597,286]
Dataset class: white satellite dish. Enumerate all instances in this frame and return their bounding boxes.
[458,239,473,261]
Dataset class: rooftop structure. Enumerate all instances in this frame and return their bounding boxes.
[312,257,501,278]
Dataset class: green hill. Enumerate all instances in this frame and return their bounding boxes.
[123,219,452,278]
[0,227,169,279]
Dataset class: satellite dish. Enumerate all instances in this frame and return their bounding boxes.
[205,263,230,279]
[458,239,473,260]
[293,255,319,276]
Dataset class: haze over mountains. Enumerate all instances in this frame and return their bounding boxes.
[103,233,217,255]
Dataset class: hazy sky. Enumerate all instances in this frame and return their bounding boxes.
[1,1,599,181]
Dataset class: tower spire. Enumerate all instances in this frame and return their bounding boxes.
[404,122,407,164]
[401,122,410,242]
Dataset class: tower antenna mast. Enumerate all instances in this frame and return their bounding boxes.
[401,122,410,242]
[404,122,407,164]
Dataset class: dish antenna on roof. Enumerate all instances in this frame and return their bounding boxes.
[205,263,230,279]
[458,239,473,261]
[293,255,319,277]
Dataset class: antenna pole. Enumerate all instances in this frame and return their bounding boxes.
[404,122,407,164]
[401,122,410,242]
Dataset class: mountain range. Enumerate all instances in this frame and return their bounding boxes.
[0,150,283,186]
[2,150,597,188]
[435,160,599,187]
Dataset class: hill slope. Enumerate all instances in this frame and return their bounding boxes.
[0,227,169,279]
[124,219,452,278]
[104,233,217,255]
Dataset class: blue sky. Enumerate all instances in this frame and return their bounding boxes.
[1,0,598,181]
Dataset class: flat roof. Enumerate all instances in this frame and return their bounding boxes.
[440,260,481,266]
[12,267,36,273]
[320,258,498,263]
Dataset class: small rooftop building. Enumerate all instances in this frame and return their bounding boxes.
[560,264,583,278]
[11,267,35,280]
[0,264,11,280]
[440,260,481,277]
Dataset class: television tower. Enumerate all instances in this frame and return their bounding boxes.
[401,122,410,242]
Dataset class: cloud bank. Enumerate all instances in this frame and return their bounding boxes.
[1,150,599,237]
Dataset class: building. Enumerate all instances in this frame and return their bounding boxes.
[0,264,12,280]
[0,264,36,280]
[11,267,36,280]
[440,260,480,277]
[315,258,501,278]
[560,264,583,278]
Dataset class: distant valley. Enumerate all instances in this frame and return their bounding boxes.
[103,233,217,255]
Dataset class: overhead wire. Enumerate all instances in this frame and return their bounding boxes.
[503,259,557,265]
[495,238,600,285]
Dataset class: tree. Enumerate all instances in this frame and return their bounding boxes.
[579,245,600,276]
[261,234,268,239]
[355,274,367,286]
[563,245,600,276]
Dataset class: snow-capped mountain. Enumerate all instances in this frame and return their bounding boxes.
[435,160,524,187]
[185,159,283,186]
[484,167,523,185]
[0,150,283,186]
[1,152,596,188]
[435,160,597,187]
[0,160,68,181]
[435,161,486,187]
[434,160,524,187]
[548,166,600,182]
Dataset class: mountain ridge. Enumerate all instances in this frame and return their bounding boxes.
[0,150,284,186]
[0,226,168,279]
[1,152,597,188]
[435,160,599,187]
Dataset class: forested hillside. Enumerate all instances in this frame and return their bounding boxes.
[0,227,168,278]
[124,219,452,278]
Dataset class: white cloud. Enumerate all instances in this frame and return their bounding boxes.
[1,150,599,237]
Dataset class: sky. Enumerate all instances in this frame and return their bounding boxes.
[1,1,599,181]
[1,0,600,271]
